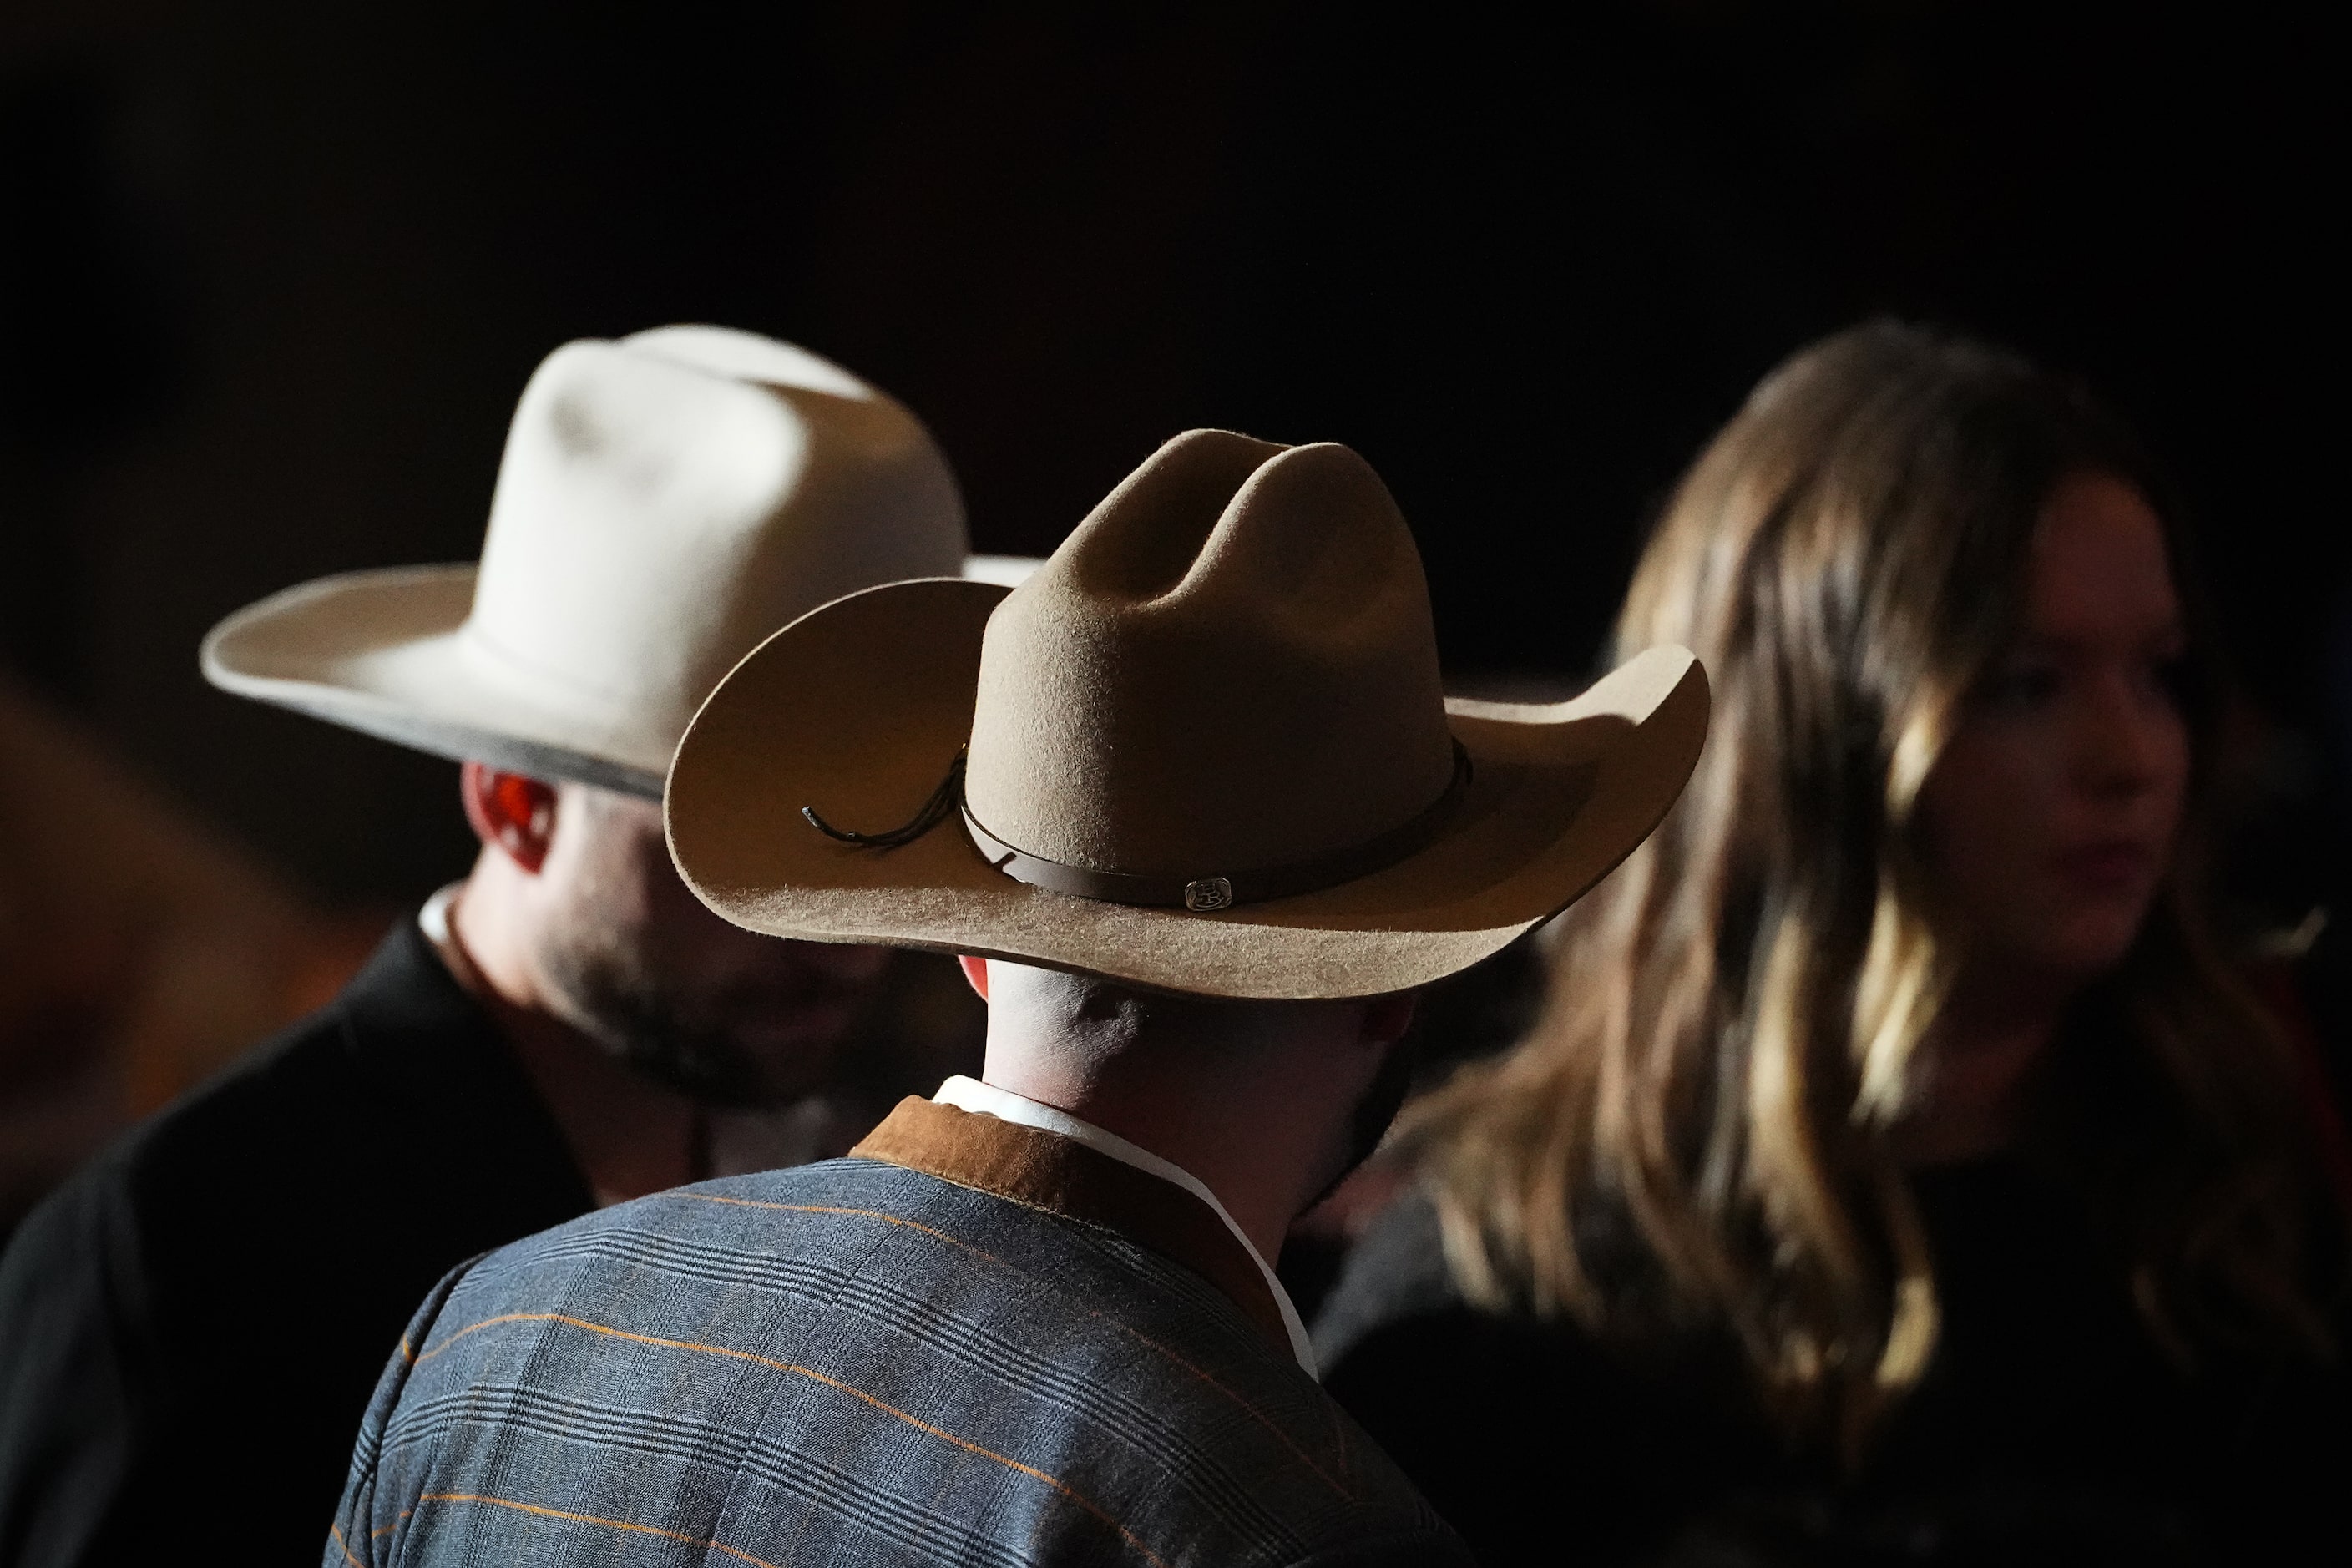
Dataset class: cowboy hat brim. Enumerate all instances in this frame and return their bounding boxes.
[200,565,676,797]
[201,555,1055,799]
[666,578,1708,1000]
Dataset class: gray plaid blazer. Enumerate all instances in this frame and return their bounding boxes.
[327,1097,1471,1566]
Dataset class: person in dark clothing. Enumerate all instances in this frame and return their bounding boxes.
[0,920,586,1565]
[1317,323,2352,1565]
[0,326,1000,1565]
[1325,1154,2349,1565]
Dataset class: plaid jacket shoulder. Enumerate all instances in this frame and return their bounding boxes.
[326,1157,1471,1568]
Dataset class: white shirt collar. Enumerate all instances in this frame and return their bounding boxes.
[417,883,462,945]
[931,1075,1318,1378]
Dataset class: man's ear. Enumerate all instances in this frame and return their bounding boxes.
[957,955,991,1002]
[1360,989,1417,1047]
[461,761,558,874]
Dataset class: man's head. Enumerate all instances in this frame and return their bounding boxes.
[461,762,888,1106]
[959,955,1418,1218]
[665,429,1705,1247]
[200,327,991,1105]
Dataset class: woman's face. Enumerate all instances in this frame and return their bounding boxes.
[1918,471,2190,987]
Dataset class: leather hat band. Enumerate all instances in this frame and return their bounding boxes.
[959,739,1472,913]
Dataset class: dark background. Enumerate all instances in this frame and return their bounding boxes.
[3,1,2343,910]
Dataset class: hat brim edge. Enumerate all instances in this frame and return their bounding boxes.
[667,579,1709,1000]
[200,564,667,797]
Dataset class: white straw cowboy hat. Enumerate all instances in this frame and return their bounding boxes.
[667,429,1707,999]
[201,325,1021,797]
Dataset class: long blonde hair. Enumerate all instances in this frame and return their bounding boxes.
[1415,321,2334,1448]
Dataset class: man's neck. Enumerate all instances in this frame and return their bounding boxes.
[979,1045,1336,1266]
[433,868,706,1206]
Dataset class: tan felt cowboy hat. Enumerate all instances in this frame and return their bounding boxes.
[201,325,1023,797]
[667,429,1708,999]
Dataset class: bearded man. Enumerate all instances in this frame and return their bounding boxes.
[0,326,1014,1565]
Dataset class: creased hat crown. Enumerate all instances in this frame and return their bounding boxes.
[463,325,967,766]
[964,429,1455,879]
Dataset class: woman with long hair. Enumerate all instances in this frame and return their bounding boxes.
[1316,321,2348,1564]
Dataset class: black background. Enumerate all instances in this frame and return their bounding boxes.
[3,2,2342,906]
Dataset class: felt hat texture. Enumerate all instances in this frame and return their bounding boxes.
[202,325,979,796]
[667,429,1708,999]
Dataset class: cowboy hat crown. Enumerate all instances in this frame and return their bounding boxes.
[201,325,969,795]
[667,428,1710,1000]
[967,429,1456,888]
